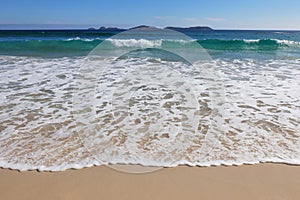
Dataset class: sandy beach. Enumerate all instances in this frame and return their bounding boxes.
[1,0,300,199]
[1,163,300,200]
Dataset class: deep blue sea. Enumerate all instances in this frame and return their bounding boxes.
[0,28,300,171]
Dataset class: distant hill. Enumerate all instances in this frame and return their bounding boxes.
[88,25,213,31]
[165,26,213,31]
[88,26,126,31]
[128,25,151,30]
[98,26,127,31]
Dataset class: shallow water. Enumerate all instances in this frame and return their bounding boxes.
[0,55,299,171]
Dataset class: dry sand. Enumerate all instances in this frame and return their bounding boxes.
[1,163,300,200]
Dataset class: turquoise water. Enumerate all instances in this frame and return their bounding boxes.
[1,30,300,59]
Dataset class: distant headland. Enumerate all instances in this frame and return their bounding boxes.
[88,25,213,31]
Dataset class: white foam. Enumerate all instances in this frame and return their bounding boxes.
[243,38,300,46]
[243,39,261,43]
[0,56,300,171]
[106,38,162,48]
[274,39,300,46]
[66,37,102,42]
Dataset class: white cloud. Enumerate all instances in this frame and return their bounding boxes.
[182,18,204,26]
[184,17,199,22]
[153,16,175,20]
[150,16,228,27]
[204,17,226,22]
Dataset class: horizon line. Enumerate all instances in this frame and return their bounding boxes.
[0,24,300,31]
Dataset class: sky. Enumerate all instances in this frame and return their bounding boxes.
[0,0,300,30]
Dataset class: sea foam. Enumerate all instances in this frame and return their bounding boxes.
[0,56,300,171]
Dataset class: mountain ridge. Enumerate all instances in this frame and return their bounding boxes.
[88,25,213,31]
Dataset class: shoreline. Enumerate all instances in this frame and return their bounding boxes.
[1,163,300,199]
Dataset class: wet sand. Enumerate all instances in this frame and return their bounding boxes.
[1,163,300,200]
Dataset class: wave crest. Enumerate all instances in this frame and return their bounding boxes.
[0,38,300,57]
[107,38,163,48]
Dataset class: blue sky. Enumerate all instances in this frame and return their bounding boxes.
[1,0,300,30]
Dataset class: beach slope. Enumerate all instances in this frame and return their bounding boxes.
[1,164,300,200]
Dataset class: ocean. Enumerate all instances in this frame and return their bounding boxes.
[0,28,300,171]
